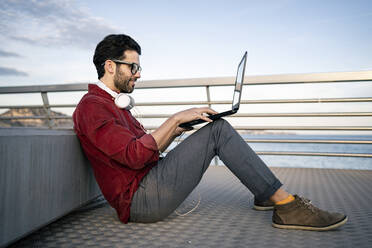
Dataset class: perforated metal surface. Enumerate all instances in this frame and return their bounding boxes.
[10,167,372,248]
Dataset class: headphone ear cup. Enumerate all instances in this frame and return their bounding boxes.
[114,93,135,110]
[127,95,135,110]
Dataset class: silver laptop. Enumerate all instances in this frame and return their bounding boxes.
[179,51,247,128]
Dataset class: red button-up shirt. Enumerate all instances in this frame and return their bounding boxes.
[73,84,159,223]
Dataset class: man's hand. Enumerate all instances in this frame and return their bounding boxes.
[173,126,193,137]
[173,107,218,125]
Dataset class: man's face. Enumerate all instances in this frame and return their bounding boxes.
[113,50,141,93]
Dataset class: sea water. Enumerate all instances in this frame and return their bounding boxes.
[168,134,372,170]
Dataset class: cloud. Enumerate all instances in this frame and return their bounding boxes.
[0,0,119,49]
[0,67,28,77]
[0,49,21,58]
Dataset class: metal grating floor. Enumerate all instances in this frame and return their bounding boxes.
[10,167,372,248]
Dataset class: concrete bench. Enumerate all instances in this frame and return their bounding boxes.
[0,128,101,247]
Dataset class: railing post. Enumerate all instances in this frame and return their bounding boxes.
[41,92,53,129]
[206,85,211,108]
[206,85,219,166]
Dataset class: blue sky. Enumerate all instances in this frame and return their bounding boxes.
[0,0,371,86]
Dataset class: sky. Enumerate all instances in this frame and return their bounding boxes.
[0,0,371,132]
[0,0,371,85]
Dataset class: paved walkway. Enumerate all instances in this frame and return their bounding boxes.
[10,167,372,248]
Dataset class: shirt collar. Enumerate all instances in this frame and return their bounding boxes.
[88,83,114,100]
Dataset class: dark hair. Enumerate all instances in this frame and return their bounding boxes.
[93,34,141,79]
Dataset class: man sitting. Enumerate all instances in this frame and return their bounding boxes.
[73,34,347,231]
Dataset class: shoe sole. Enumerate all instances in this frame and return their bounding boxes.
[272,216,348,231]
[253,205,274,211]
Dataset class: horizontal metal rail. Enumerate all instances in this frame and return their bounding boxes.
[146,126,372,131]
[255,151,372,158]
[243,139,372,144]
[173,138,372,144]
[3,112,372,120]
[135,97,372,106]
[232,112,372,117]
[232,126,372,131]
[163,149,372,158]
[2,96,372,110]
[2,97,372,109]
[0,104,78,109]
[162,150,371,158]
[129,112,372,118]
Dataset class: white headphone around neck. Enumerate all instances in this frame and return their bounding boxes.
[95,81,135,110]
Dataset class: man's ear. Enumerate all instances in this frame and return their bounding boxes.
[105,60,116,75]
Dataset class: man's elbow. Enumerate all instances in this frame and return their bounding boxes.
[110,150,146,170]
[127,159,146,170]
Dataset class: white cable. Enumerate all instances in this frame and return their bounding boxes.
[131,106,148,133]
[174,193,202,217]
[132,106,142,120]
[176,131,185,145]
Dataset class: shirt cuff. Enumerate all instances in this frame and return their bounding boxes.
[138,133,159,151]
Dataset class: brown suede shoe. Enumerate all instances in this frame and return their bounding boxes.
[253,198,275,211]
[272,195,348,231]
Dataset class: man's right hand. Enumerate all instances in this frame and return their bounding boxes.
[173,107,218,125]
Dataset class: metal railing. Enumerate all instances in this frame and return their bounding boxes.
[1,70,372,158]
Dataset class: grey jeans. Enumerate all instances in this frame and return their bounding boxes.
[130,119,282,223]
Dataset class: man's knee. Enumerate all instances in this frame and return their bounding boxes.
[210,118,233,133]
[213,118,228,125]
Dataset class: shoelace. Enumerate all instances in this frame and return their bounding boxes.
[298,196,317,213]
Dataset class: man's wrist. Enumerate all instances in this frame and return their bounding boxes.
[171,114,181,125]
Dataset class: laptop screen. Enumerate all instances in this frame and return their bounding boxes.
[232,52,247,110]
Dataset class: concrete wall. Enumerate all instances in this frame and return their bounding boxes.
[0,128,101,247]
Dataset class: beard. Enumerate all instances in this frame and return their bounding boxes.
[113,68,135,93]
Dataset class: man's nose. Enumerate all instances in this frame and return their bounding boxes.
[134,71,141,79]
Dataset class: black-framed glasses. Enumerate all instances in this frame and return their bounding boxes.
[111,59,142,75]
